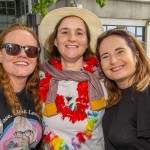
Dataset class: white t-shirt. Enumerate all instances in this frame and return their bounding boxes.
[43,80,105,150]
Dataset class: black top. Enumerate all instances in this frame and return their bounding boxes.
[0,89,42,149]
[102,86,150,150]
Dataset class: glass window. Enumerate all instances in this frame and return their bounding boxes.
[25,0,28,13]
[7,1,15,8]
[107,25,117,30]
[127,26,135,34]
[7,8,15,15]
[0,2,6,7]
[103,25,145,41]
[16,0,21,17]
[137,27,143,36]
[21,0,29,15]
[0,8,6,15]
[21,0,25,15]
[103,26,106,31]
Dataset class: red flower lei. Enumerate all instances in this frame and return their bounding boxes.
[39,56,99,102]
[56,81,88,123]
[39,56,100,147]
[39,57,99,123]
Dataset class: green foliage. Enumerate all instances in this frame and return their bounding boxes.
[96,0,106,8]
[32,0,106,18]
[32,0,56,18]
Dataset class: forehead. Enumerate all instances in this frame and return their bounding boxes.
[4,29,37,45]
[101,35,127,47]
[99,35,128,53]
[58,16,86,29]
[4,29,31,38]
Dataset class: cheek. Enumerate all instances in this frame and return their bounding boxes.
[31,59,37,70]
[101,60,107,70]
[101,61,110,75]
[1,54,11,67]
[82,39,88,49]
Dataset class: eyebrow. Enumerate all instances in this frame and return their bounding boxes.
[59,27,85,32]
[115,47,125,51]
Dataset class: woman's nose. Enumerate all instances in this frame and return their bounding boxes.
[68,33,77,42]
[110,55,118,64]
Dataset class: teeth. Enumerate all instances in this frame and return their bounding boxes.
[66,45,77,48]
[14,62,28,65]
[111,66,123,71]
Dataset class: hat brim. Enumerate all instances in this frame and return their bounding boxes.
[39,7,104,52]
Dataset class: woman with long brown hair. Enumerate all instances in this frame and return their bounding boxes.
[96,29,150,150]
[0,23,42,149]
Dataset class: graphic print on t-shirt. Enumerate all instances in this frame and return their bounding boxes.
[0,116,42,150]
[0,118,3,139]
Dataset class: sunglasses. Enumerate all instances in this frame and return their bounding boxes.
[1,43,41,58]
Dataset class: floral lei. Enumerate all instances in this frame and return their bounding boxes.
[39,56,100,150]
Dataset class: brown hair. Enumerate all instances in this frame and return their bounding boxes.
[0,23,42,121]
[96,29,150,107]
[45,15,95,61]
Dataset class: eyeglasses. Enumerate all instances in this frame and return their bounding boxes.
[1,43,41,58]
[14,130,34,137]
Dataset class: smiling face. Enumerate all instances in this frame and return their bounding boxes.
[99,35,138,89]
[54,16,88,63]
[0,29,38,84]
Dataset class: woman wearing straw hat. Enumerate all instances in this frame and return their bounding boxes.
[39,7,106,150]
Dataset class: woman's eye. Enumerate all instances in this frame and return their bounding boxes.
[117,50,124,54]
[77,32,84,35]
[101,55,109,59]
[61,31,68,34]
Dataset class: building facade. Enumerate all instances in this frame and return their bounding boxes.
[0,0,33,32]
[48,0,150,58]
[1,0,150,58]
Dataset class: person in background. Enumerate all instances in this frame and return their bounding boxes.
[96,28,150,150]
[0,23,42,149]
[38,7,106,150]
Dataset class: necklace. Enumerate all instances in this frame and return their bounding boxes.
[56,81,88,123]
[39,56,99,103]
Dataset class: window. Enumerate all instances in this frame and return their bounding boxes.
[104,25,145,41]
[0,1,15,15]
[0,1,6,7]
[7,1,15,8]
[16,0,29,17]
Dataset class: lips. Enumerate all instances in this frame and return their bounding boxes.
[111,65,124,72]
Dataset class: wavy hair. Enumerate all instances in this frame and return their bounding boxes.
[45,15,95,61]
[0,23,42,121]
[96,29,150,107]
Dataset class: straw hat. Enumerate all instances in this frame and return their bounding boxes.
[39,7,104,52]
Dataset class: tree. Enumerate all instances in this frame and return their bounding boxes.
[32,0,105,18]
[32,0,56,18]
[96,0,105,8]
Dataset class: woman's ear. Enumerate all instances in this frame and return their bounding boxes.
[0,51,3,63]
[54,39,58,47]
[135,50,139,63]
